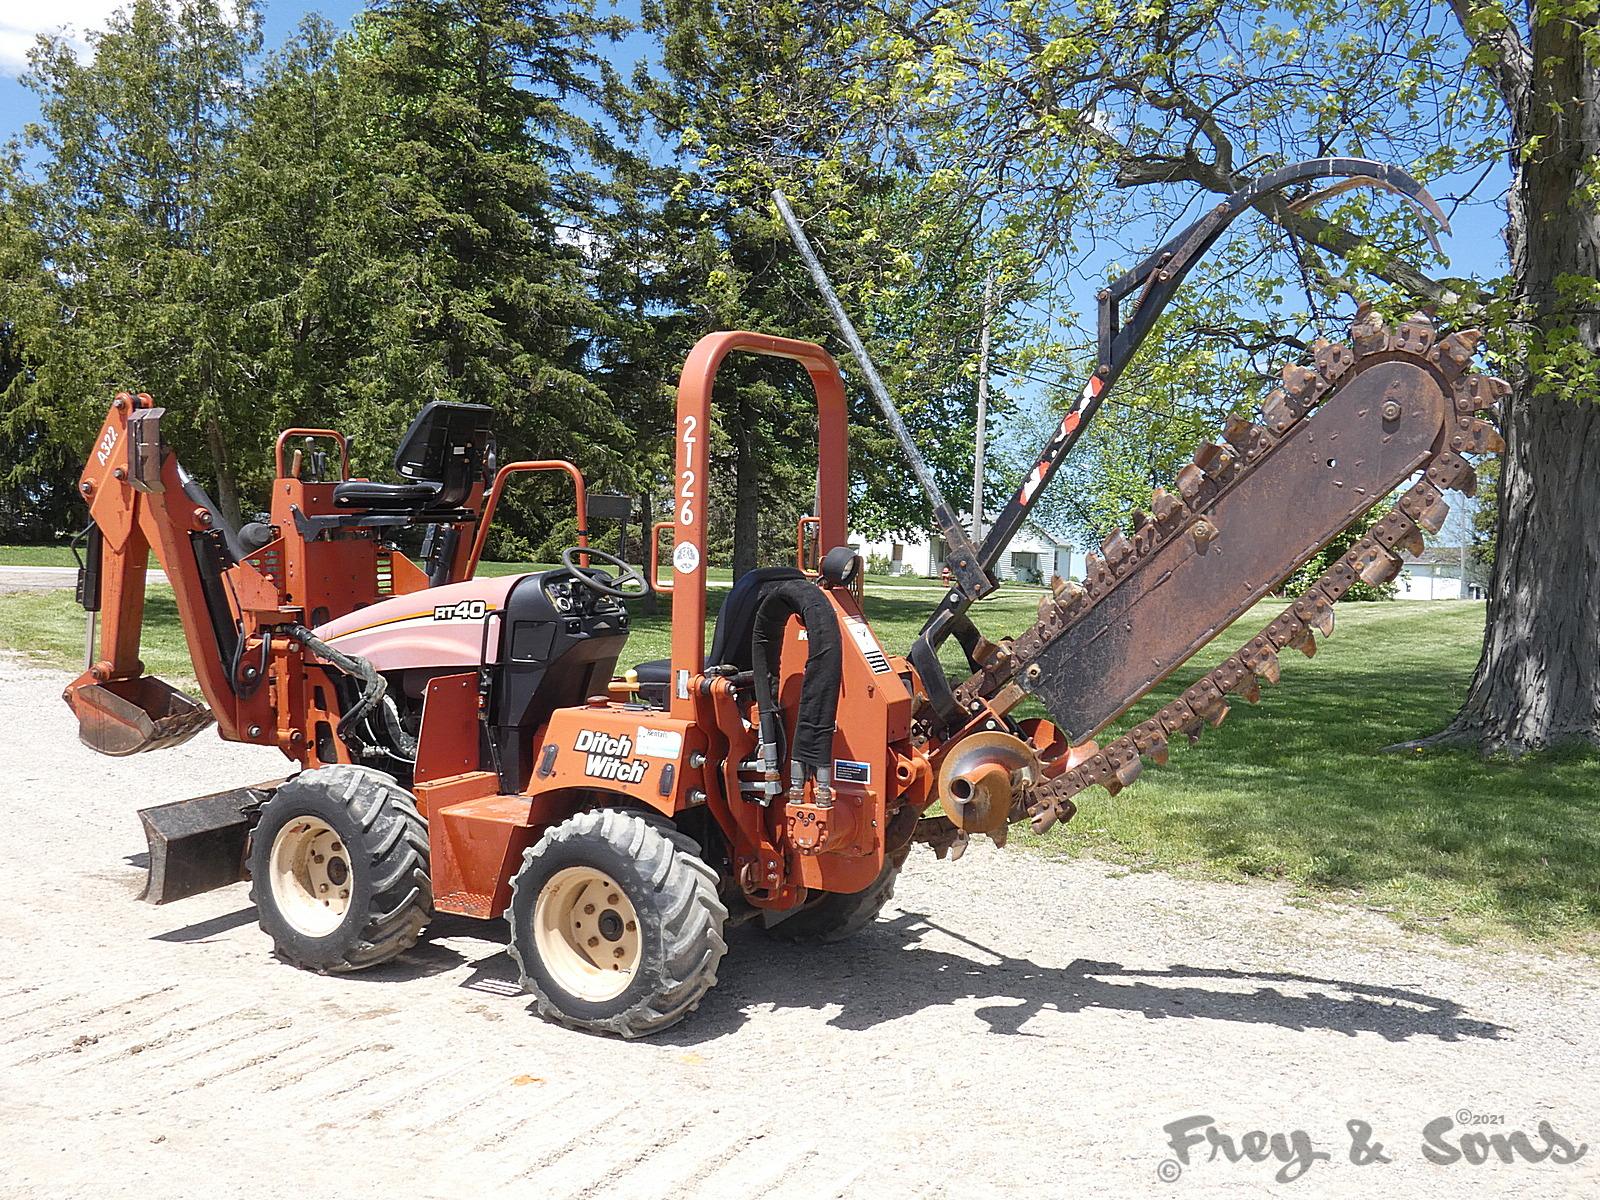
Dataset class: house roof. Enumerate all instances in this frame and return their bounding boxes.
[1402,545,1467,565]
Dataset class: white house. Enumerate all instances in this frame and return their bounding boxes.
[849,521,1084,584]
[1396,545,1486,600]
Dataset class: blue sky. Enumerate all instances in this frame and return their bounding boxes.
[1,0,1510,288]
[1,0,1511,379]
[0,1,364,133]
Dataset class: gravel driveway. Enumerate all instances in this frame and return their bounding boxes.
[2,651,1596,1199]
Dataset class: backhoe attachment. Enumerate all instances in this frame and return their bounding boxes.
[68,675,213,757]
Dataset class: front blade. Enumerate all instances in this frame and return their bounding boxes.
[138,783,277,904]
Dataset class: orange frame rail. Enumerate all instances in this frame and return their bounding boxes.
[465,459,588,578]
[274,428,350,479]
[667,332,848,719]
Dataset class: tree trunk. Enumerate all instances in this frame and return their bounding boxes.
[1441,11,1600,753]
[732,394,760,579]
[204,415,243,532]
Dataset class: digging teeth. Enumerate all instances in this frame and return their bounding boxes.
[1314,339,1355,384]
[1114,756,1144,788]
[1151,486,1185,523]
[1261,389,1296,434]
[1426,450,1480,497]
[1398,527,1426,557]
[1394,312,1438,356]
[1252,649,1281,685]
[1416,493,1451,534]
[1192,441,1227,474]
[1237,674,1262,704]
[1280,363,1321,402]
[1453,373,1508,416]
[1288,626,1318,658]
[1434,329,1485,379]
[1101,529,1132,566]
[1452,418,1505,456]
[1357,547,1403,588]
[1223,414,1272,460]
[1350,304,1390,355]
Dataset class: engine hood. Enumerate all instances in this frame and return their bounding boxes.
[314,574,527,672]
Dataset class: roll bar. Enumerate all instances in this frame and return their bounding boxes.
[666,332,849,719]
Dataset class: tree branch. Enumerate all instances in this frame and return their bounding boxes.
[1443,0,1531,113]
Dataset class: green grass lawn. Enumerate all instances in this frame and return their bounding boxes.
[0,544,79,567]
[3,572,1594,953]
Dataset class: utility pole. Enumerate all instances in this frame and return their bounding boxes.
[971,266,995,543]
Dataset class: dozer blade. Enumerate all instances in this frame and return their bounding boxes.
[138,782,278,904]
[954,313,1507,832]
[66,675,214,756]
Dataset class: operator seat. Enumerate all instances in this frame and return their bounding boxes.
[633,566,805,707]
[332,401,494,514]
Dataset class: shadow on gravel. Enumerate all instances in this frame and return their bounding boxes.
[152,906,256,942]
[149,907,1504,1047]
[661,911,1508,1046]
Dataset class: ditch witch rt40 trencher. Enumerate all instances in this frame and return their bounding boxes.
[63,160,1505,1036]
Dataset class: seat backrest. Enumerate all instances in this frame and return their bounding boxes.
[708,566,806,671]
[393,401,495,509]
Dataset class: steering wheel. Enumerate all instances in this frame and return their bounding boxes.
[559,546,651,600]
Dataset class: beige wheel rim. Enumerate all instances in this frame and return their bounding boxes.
[268,816,352,937]
[533,866,642,1002]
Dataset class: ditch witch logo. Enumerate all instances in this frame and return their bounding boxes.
[1155,1113,1587,1184]
[575,729,647,784]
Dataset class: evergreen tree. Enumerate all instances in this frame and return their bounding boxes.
[0,0,264,526]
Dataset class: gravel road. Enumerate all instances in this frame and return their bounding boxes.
[2,650,1596,1199]
[0,565,171,593]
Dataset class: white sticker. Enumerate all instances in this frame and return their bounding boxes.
[673,541,700,574]
[844,615,893,674]
[635,727,683,759]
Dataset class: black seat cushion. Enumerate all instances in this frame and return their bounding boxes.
[634,658,671,684]
[332,479,442,511]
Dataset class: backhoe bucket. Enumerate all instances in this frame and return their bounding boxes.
[138,783,277,904]
[67,676,214,756]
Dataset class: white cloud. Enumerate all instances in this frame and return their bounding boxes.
[1,3,126,74]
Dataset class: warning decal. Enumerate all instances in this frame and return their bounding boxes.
[843,615,892,674]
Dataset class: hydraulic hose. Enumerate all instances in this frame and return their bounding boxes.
[286,624,387,746]
[750,580,841,803]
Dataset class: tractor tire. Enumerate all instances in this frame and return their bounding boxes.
[249,765,433,973]
[507,808,727,1038]
[763,849,908,944]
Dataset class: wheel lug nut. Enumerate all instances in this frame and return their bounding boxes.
[313,854,324,863]
[625,920,636,931]
[583,903,595,914]
[613,947,625,958]
[319,884,329,892]
[607,893,620,905]
[587,936,599,947]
